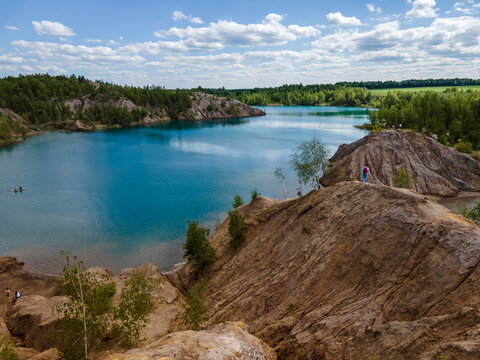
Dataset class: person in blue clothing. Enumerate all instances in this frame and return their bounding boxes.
[361,163,370,182]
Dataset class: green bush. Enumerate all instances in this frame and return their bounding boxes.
[251,188,260,200]
[458,201,480,225]
[232,194,244,209]
[228,213,247,248]
[0,116,12,141]
[206,103,214,112]
[113,270,160,347]
[183,279,210,331]
[289,135,329,189]
[54,252,158,359]
[392,166,413,189]
[226,104,240,116]
[184,221,216,272]
[0,336,20,360]
[455,142,474,154]
[55,252,117,360]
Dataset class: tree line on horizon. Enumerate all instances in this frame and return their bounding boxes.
[336,78,480,89]
[197,84,373,107]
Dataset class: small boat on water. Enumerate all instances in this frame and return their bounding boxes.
[9,187,27,192]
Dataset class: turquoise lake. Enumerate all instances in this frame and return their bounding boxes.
[0,106,369,274]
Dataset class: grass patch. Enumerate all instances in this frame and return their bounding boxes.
[370,85,480,96]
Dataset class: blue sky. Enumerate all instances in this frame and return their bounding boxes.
[1,0,479,88]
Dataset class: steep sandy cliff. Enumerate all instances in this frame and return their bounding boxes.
[320,130,480,196]
[174,182,480,359]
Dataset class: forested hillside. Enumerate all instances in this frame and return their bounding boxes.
[0,74,192,126]
[368,89,480,149]
[197,84,372,106]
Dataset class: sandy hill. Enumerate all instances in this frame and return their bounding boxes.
[320,130,480,196]
[174,181,480,359]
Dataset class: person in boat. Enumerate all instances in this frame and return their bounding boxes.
[19,186,23,192]
[13,187,18,192]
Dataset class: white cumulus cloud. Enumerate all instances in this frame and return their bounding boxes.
[32,20,76,36]
[326,12,362,26]
[154,13,320,50]
[405,0,439,18]
[172,10,203,24]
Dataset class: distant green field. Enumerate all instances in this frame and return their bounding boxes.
[370,85,480,96]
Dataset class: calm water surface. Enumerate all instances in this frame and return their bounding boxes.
[0,106,369,274]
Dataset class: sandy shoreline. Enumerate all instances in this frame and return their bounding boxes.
[10,238,186,277]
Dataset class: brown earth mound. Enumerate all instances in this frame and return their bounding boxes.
[320,130,480,197]
[174,182,480,359]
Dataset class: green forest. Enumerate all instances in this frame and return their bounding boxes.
[368,89,480,149]
[336,78,480,89]
[0,74,192,127]
[197,84,372,107]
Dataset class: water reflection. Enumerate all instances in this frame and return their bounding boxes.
[250,120,361,135]
[270,110,368,117]
[150,117,249,131]
[169,138,243,157]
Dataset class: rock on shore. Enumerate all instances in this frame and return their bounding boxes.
[174,182,480,359]
[179,92,265,120]
[320,129,480,196]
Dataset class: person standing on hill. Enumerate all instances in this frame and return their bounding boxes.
[362,163,370,182]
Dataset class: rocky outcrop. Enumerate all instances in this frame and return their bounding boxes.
[174,182,480,359]
[0,257,60,305]
[99,322,276,360]
[0,108,38,145]
[15,347,60,360]
[116,263,185,342]
[0,257,62,354]
[65,97,139,113]
[64,96,168,128]
[179,92,265,120]
[320,129,480,196]
[5,295,66,351]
